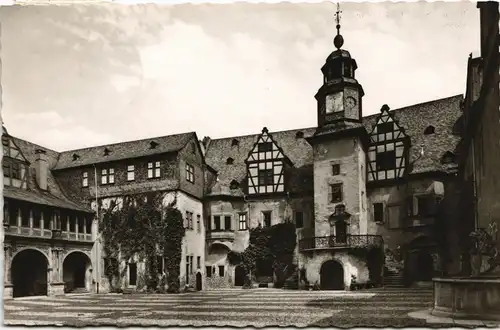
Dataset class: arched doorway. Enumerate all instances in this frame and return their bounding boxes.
[11,249,49,298]
[415,251,434,281]
[195,272,202,291]
[320,260,344,290]
[404,236,436,284]
[63,251,92,293]
[234,265,245,286]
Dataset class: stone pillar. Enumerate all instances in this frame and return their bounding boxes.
[40,212,44,236]
[49,248,65,296]
[3,244,13,299]
[29,209,33,235]
[17,207,21,234]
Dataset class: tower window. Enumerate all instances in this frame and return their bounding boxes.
[373,203,384,223]
[376,151,396,171]
[343,62,352,78]
[424,126,435,135]
[330,183,343,203]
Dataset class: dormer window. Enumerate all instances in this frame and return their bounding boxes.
[424,126,435,135]
[149,141,159,149]
[104,148,111,156]
[72,154,80,161]
[441,151,456,165]
[226,157,234,165]
[231,139,239,147]
[295,131,304,139]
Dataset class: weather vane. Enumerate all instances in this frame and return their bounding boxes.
[333,2,344,49]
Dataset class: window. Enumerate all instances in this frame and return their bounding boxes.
[376,151,396,171]
[104,148,111,156]
[230,180,239,190]
[12,163,20,179]
[196,214,201,233]
[78,216,84,233]
[82,171,89,187]
[263,211,271,227]
[129,263,137,286]
[186,164,195,183]
[206,266,212,277]
[330,184,343,203]
[101,168,115,185]
[373,203,384,223]
[185,257,190,282]
[238,213,247,231]
[206,216,212,231]
[295,131,304,139]
[197,256,201,269]
[3,201,9,226]
[226,157,234,165]
[148,161,161,179]
[332,164,340,176]
[186,211,193,230]
[69,216,76,232]
[224,216,231,231]
[214,215,221,231]
[424,126,435,135]
[190,256,194,274]
[258,169,274,186]
[258,142,273,152]
[127,165,135,181]
[231,139,239,147]
[156,256,163,274]
[218,265,225,277]
[3,162,10,178]
[33,209,41,229]
[295,211,304,228]
[416,195,437,217]
[377,122,394,134]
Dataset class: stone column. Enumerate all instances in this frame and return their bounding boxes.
[29,209,33,235]
[49,248,65,296]
[17,207,21,234]
[3,244,13,299]
[40,212,44,237]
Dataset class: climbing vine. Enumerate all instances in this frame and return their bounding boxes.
[227,221,297,288]
[100,192,185,293]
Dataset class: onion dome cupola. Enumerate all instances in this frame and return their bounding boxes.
[315,3,365,127]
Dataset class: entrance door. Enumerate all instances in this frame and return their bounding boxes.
[196,272,202,291]
[335,220,347,244]
[129,263,137,286]
[416,251,434,281]
[234,265,245,286]
[320,260,344,290]
[12,249,48,298]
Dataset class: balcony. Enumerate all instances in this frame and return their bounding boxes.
[4,226,93,243]
[299,234,383,252]
[206,230,235,242]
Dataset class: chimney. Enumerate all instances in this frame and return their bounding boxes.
[34,149,48,191]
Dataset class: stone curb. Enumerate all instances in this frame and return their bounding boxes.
[408,309,500,327]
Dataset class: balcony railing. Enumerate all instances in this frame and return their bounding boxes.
[299,234,383,251]
[206,230,235,242]
[4,225,93,242]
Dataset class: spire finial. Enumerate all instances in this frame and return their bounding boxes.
[333,2,344,49]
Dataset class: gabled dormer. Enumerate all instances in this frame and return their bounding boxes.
[245,127,292,196]
[367,105,409,183]
[2,127,30,189]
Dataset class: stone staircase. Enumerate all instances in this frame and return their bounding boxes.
[68,287,89,294]
[283,272,299,290]
[383,268,405,288]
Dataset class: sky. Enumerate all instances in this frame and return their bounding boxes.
[0,1,479,151]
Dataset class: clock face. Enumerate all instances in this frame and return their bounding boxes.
[346,96,357,109]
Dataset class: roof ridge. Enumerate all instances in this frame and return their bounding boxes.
[59,131,196,154]
[9,135,60,154]
[209,126,317,142]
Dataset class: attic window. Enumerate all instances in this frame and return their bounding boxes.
[295,131,304,139]
[72,154,80,161]
[424,126,435,135]
[149,141,159,149]
[441,151,456,164]
[231,139,239,147]
[104,148,111,156]
[226,157,234,165]
[230,180,239,190]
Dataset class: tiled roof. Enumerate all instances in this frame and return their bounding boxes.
[54,132,195,170]
[7,136,93,213]
[205,94,463,195]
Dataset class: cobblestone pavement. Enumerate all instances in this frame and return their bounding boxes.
[3,288,465,327]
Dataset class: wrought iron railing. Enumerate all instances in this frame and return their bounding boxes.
[299,234,383,251]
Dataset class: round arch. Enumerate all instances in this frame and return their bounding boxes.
[404,235,436,284]
[11,249,49,298]
[320,259,345,290]
[63,251,92,293]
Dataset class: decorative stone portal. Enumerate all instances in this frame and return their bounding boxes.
[12,249,49,298]
[62,251,92,293]
[320,260,344,290]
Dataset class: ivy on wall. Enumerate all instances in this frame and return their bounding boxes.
[227,221,297,288]
[100,192,185,293]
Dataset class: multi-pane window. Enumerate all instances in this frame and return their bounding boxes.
[330,184,343,203]
[186,211,193,230]
[206,266,212,277]
[263,211,271,227]
[11,163,20,179]
[82,171,89,187]
[258,142,273,152]
[376,151,396,171]
[148,161,161,179]
[196,214,201,233]
[186,164,195,183]
[238,213,248,231]
[224,216,231,230]
[214,215,221,231]
[218,265,225,277]
[258,169,274,186]
[332,164,340,176]
[197,256,201,269]
[101,168,115,185]
[190,256,194,274]
[127,165,135,181]
[295,211,304,228]
[373,203,384,223]
[416,195,436,217]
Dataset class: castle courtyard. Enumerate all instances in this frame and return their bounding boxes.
[3,288,481,328]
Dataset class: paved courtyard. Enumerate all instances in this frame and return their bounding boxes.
[1,288,478,327]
